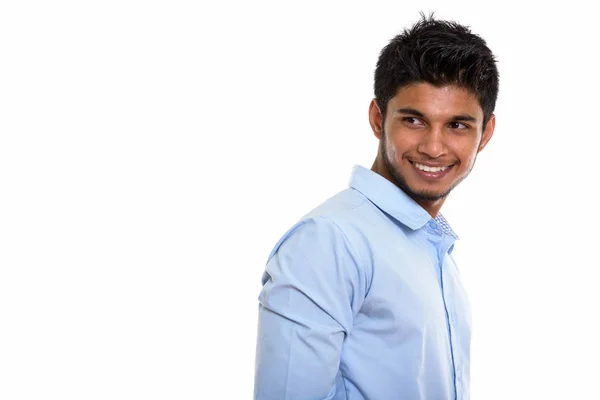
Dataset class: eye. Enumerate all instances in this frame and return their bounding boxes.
[449,121,469,130]
[403,117,425,127]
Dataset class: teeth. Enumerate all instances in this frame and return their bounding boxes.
[414,162,449,173]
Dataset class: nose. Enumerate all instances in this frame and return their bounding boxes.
[417,126,446,158]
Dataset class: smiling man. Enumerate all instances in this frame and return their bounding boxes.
[371,83,495,218]
[255,14,498,400]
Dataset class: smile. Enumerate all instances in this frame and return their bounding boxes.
[411,162,452,173]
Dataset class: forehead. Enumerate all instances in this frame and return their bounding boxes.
[389,83,483,120]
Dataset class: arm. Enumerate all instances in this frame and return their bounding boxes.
[254,217,366,400]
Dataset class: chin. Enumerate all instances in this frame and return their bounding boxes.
[401,180,454,201]
[410,190,448,203]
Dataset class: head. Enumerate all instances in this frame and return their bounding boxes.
[369,13,499,216]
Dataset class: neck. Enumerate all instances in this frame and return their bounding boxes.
[371,158,445,219]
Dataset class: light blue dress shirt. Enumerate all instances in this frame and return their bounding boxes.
[255,165,472,400]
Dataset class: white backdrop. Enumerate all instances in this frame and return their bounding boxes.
[1,1,599,399]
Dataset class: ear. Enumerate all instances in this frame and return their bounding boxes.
[368,98,384,140]
[477,114,496,153]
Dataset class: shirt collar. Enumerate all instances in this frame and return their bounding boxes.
[349,165,431,230]
[434,213,459,240]
[348,165,459,239]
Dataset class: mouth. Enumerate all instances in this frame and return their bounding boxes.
[408,160,454,179]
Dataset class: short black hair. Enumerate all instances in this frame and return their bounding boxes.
[374,13,499,127]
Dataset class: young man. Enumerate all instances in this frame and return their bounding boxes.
[254,14,498,400]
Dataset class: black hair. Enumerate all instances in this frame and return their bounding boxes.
[374,12,499,127]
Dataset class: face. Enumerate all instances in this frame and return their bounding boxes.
[369,83,495,214]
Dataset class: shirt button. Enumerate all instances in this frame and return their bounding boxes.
[428,221,439,232]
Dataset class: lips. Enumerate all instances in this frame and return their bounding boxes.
[413,162,450,173]
[408,160,454,178]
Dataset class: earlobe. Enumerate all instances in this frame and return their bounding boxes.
[369,99,384,139]
[478,114,496,153]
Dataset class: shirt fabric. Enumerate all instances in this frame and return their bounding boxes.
[254,165,472,400]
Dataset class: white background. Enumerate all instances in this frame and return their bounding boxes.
[1,1,599,399]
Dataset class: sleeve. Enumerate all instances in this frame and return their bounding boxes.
[254,216,367,400]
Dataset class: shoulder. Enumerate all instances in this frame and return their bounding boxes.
[265,188,378,278]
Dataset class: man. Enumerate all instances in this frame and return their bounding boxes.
[254,13,498,400]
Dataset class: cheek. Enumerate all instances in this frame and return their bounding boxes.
[382,136,396,159]
[385,140,408,165]
[457,149,479,170]
[384,134,412,162]
[385,141,397,161]
[453,141,480,164]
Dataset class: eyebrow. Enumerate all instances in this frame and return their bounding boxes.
[394,107,478,123]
